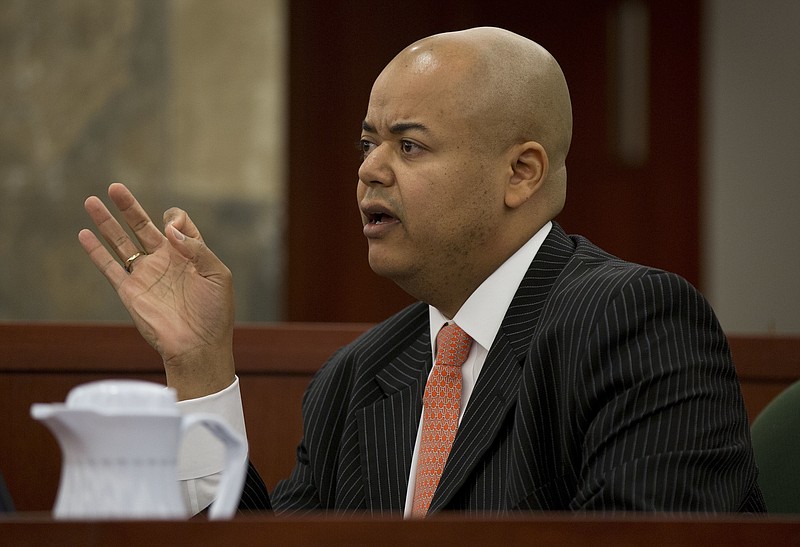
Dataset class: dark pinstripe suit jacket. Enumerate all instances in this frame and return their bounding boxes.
[242,223,764,515]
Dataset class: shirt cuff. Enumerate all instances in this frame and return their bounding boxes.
[176,376,248,480]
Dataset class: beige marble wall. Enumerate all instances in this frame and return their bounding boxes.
[0,0,286,322]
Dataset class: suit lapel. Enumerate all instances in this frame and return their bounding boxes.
[429,223,576,512]
[357,328,431,512]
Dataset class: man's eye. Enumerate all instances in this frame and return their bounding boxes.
[400,140,421,154]
[357,139,376,159]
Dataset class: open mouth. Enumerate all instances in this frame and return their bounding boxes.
[369,212,396,224]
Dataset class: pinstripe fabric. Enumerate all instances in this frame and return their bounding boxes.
[245,222,764,515]
[237,460,271,511]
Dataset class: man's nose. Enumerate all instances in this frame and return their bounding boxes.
[358,143,395,187]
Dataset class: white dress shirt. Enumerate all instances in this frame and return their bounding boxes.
[176,376,248,514]
[179,222,553,515]
[402,221,551,516]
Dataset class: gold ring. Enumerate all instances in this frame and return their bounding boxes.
[124,252,145,273]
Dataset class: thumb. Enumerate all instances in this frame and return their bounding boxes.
[167,222,229,279]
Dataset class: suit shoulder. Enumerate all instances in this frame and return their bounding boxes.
[543,234,712,327]
[308,301,428,383]
[346,301,429,354]
[567,234,696,291]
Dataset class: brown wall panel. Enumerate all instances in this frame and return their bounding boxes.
[240,376,310,490]
[2,324,797,512]
[286,1,701,322]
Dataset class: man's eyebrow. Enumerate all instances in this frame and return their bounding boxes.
[361,120,430,135]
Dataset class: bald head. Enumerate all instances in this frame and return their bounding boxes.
[397,30,570,157]
[379,27,573,216]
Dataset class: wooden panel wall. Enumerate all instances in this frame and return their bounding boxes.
[1,323,797,512]
[286,1,701,322]
[0,323,367,511]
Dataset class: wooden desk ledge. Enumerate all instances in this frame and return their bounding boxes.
[1,513,800,547]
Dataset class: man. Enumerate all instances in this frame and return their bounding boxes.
[79,27,764,515]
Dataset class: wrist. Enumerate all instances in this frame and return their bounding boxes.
[164,344,235,401]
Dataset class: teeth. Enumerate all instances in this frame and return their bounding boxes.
[366,209,394,224]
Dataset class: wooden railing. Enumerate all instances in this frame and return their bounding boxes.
[2,513,800,546]
[1,323,798,512]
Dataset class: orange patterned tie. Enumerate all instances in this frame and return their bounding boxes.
[411,323,473,518]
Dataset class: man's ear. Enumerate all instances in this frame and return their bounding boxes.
[505,141,548,209]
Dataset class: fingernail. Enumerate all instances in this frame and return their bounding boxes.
[170,224,185,241]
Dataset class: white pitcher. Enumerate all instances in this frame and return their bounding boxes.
[31,379,247,520]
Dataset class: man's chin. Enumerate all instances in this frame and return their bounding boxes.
[367,256,397,279]
[367,251,409,282]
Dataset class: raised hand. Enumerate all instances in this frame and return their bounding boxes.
[78,183,235,400]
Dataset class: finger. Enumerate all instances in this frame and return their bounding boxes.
[78,228,128,290]
[107,182,166,255]
[163,207,205,243]
[167,223,230,281]
[84,194,146,266]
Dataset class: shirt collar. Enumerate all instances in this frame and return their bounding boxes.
[428,221,552,357]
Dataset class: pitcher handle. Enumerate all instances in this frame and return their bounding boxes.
[180,413,248,520]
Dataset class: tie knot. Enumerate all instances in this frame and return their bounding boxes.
[435,323,473,368]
